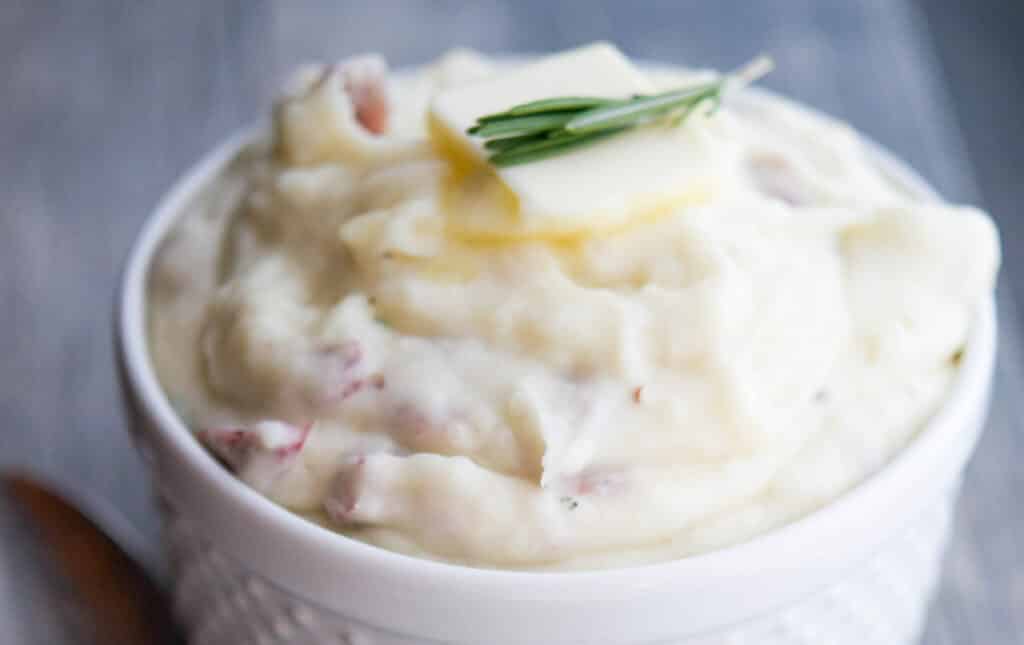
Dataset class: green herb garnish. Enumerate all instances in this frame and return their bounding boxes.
[467,56,773,167]
[560,495,580,511]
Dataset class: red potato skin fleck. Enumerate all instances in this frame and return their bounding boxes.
[200,420,312,472]
[322,340,362,370]
[197,427,256,470]
[221,430,248,445]
[335,379,365,402]
[341,61,389,135]
[316,341,366,404]
[350,87,388,135]
[273,421,313,459]
[324,456,367,524]
[568,467,630,497]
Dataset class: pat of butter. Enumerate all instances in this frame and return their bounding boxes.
[429,42,720,239]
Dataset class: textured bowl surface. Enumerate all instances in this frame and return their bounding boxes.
[160,489,953,645]
[117,86,997,645]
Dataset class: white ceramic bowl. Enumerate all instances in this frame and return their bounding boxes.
[117,87,996,645]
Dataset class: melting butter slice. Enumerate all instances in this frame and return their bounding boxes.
[429,42,720,241]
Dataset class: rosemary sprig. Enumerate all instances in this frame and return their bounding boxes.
[467,56,773,167]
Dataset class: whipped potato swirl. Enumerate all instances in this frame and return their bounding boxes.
[147,49,999,569]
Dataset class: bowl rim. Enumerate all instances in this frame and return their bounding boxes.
[117,82,996,597]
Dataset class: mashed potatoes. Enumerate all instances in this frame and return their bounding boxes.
[147,47,999,569]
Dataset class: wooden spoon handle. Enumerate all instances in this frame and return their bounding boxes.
[4,474,184,645]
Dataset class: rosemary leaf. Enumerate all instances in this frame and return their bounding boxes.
[470,113,576,138]
[565,84,716,134]
[483,133,548,152]
[465,55,773,167]
[489,127,629,166]
[505,96,619,116]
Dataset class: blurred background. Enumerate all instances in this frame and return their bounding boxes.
[0,1,1020,643]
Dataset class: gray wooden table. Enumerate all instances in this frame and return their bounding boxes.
[1,1,1020,643]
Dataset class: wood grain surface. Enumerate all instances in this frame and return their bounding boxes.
[0,1,1020,643]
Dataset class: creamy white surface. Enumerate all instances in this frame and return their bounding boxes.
[146,50,999,569]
